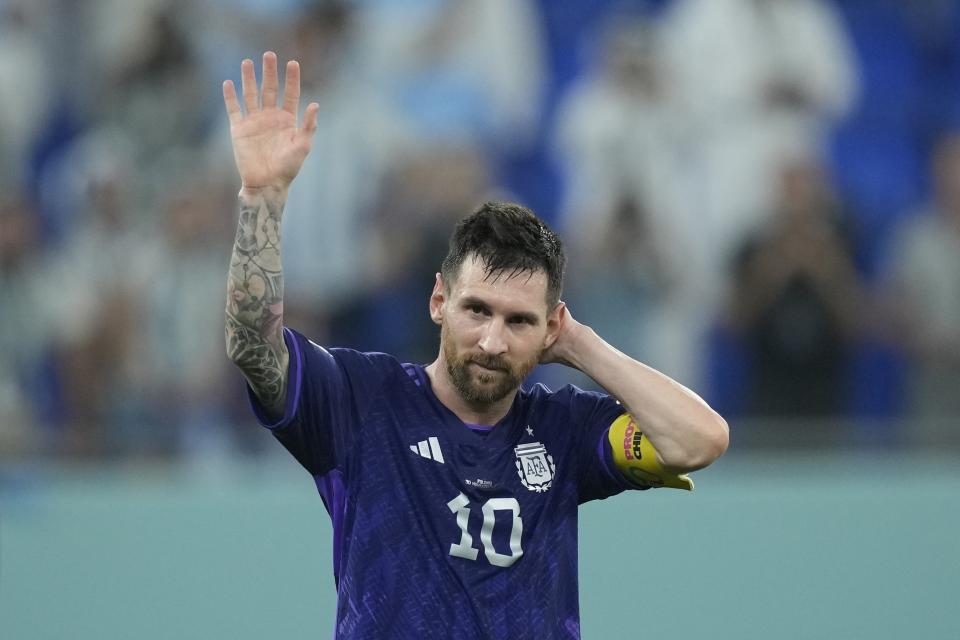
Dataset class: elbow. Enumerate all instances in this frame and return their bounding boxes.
[662,412,729,473]
[710,413,730,461]
[697,412,729,468]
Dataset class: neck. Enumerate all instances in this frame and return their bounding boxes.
[425,358,518,426]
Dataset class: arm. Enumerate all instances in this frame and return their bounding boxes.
[222,52,319,418]
[543,307,728,474]
[226,187,289,416]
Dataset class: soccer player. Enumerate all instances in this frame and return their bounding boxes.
[224,52,728,639]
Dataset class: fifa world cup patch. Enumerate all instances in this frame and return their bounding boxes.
[515,441,555,492]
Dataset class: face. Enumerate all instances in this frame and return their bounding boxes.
[431,254,561,407]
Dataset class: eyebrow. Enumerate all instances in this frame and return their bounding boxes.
[462,296,540,325]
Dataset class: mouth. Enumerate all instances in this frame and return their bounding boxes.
[471,361,505,374]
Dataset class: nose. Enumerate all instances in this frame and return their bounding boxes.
[478,318,508,355]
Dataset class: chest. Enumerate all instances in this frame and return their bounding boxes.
[344,394,578,570]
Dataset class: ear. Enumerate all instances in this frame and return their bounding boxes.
[429,273,446,326]
[543,301,566,349]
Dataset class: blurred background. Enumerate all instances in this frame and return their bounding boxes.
[1,0,958,638]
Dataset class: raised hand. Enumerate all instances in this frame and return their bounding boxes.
[223,51,320,193]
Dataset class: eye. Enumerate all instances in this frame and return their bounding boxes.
[508,316,533,326]
[467,304,487,315]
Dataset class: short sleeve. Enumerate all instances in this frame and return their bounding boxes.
[563,387,639,504]
[246,327,390,476]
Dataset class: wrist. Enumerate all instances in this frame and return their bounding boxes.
[238,184,289,201]
[561,323,599,371]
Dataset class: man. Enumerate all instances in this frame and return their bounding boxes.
[224,53,728,639]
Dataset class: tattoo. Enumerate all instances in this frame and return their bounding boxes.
[225,190,289,415]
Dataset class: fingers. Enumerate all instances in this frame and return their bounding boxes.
[227,54,305,122]
[222,80,241,127]
[240,58,258,113]
[301,102,320,136]
[261,51,279,109]
[282,60,301,116]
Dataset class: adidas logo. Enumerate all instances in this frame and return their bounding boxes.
[410,436,445,464]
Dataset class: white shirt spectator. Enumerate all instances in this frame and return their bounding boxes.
[553,18,713,387]
[660,0,859,267]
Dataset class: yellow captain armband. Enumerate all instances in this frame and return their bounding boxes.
[608,414,694,491]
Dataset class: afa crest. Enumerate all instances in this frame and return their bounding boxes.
[514,442,555,492]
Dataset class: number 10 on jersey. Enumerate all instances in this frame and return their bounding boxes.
[447,493,523,568]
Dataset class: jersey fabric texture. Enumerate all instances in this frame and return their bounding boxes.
[248,327,646,639]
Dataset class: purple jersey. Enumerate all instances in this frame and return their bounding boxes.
[249,328,645,639]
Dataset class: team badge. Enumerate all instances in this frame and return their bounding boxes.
[514,442,555,492]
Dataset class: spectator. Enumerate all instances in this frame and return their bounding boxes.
[358,0,546,148]
[882,132,960,437]
[0,195,58,455]
[46,134,150,457]
[139,165,253,457]
[343,143,494,364]
[0,0,54,189]
[727,156,864,418]
[553,15,709,386]
[277,0,411,338]
[83,0,212,169]
[661,0,859,268]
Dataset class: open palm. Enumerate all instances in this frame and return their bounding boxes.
[223,52,319,191]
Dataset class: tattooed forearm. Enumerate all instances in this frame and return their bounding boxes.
[225,189,289,416]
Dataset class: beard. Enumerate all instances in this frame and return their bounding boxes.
[442,323,541,407]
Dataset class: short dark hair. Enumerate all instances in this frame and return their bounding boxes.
[440,201,566,307]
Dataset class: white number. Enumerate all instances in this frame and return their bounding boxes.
[447,493,523,567]
[447,493,479,561]
[481,497,524,567]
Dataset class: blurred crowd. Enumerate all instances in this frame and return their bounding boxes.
[1,0,959,461]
